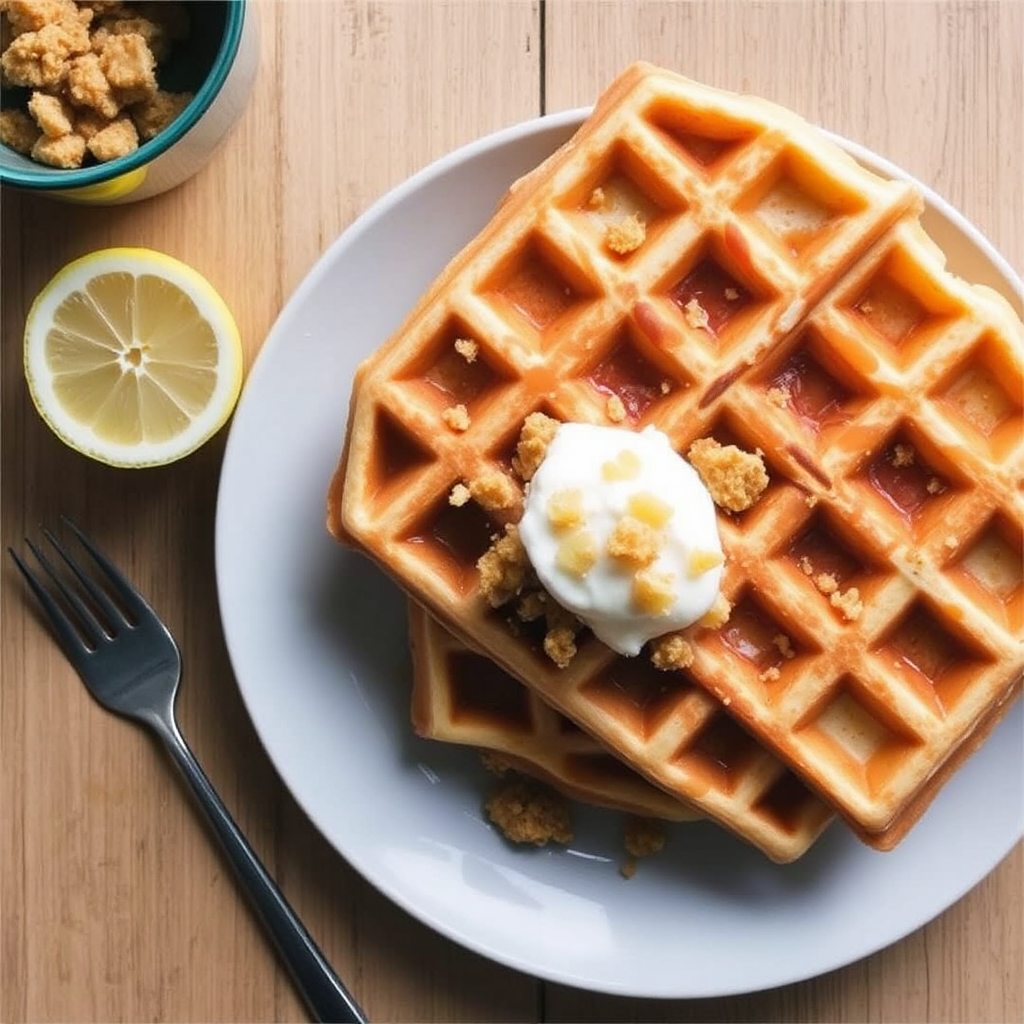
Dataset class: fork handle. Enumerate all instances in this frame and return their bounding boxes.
[151,715,368,1024]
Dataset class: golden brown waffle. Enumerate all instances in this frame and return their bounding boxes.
[408,600,701,822]
[329,63,1023,860]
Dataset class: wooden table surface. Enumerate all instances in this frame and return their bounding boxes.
[2,2,1021,1021]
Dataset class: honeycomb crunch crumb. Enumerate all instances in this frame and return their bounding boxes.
[85,111,135,160]
[513,412,560,481]
[587,186,607,210]
[516,591,547,622]
[448,482,471,507]
[805,493,819,508]
[605,393,626,423]
[773,633,795,659]
[890,443,915,468]
[684,298,710,331]
[607,515,660,566]
[799,556,814,576]
[0,108,41,152]
[129,88,192,141]
[622,816,667,876]
[27,89,73,136]
[814,572,838,595]
[31,128,84,166]
[766,385,791,407]
[543,625,577,668]
[605,213,646,255]
[469,469,520,512]
[926,476,946,495]
[485,779,573,846]
[659,380,671,395]
[480,751,514,776]
[724,287,740,301]
[759,665,781,683]
[698,592,732,629]
[454,337,478,363]
[1,2,191,165]
[477,525,529,607]
[650,633,694,670]
[687,437,769,513]
[442,403,470,431]
[830,586,863,621]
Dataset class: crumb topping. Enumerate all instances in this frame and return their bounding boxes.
[650,632,694,670]
[469,469,520,512]
[926,476,946,495]
[890,443,915,468]
[605,213,646,255]
[772,633,795,659]
[513,411,560,481]
[829,586,863,621]
[0,108,41,153]
[621,816,667,877]
[485,779,573,846]
[683,297,710,331]
[479,751,514,775]
[766,385,791,407]
[814,571,838,595]
[454,337,478,363]
[698,592,732,629]
[448,482,471,507]
[687,437,769,513]
[624,816,667,858]
[477,524,529,607]
[543,626,577,668]
[607,515,660,567]
[1,1,192,165]
[605,393,626,423]
[724,287,740,301]
[516,591,547,622]
[587,186,608,211]
[442,403,470,432]
[759,665,781,683]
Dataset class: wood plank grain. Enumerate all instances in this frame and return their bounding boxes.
[1,1,540,1021]
[543,2,1023,1022]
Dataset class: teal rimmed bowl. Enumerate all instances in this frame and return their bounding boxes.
[0,0,258,204]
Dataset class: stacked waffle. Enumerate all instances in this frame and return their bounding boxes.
[328,63,1024,863]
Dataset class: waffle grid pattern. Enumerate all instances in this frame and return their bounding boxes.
[332,64,1024,860]
[408,601,701,822]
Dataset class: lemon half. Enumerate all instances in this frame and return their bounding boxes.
[24,248,244,468]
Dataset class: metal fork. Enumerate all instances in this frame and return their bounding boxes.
[10,519,368,1024]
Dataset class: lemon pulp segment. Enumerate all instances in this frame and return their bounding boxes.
[24,249,243,468]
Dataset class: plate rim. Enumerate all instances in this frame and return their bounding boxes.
[215,105,1024,998]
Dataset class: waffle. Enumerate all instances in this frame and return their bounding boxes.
[408,600,702,821]
[329,62,1024,860]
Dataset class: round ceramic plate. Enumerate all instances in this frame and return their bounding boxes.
[215,110,1023,998]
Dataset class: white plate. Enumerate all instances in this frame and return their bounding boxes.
[215,110,1023,999]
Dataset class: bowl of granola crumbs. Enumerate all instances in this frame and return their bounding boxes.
[0,0,258,203]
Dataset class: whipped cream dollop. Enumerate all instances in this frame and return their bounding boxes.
[518,422,724,656]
